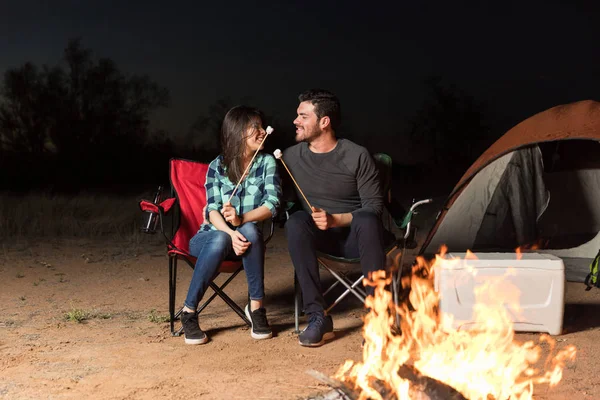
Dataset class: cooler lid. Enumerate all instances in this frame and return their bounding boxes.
[443,252,565,270]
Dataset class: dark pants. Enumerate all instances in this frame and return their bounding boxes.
[285,210,392,315]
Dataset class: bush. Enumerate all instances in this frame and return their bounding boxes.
[0,191,146,239]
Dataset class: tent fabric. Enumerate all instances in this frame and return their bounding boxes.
[452,100,600,196]
[473,146,550,250]
[425,147,550,253]
[421,100,600,282]
[536,166,600,279]
[425,152,512,253]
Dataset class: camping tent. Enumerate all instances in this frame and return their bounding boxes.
[421,100,600,282]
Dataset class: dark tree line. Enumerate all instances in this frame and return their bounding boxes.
[0,39,174,193]
[0,40,493,195]
[408,76,491,173]
[186,97,296,160]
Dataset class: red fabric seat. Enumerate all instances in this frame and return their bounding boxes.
[139,158,274,336]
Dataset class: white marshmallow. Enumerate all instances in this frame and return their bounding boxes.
[273,149,282,159]
[266,126,274,135]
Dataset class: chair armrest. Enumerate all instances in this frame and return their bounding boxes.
[263,215,276,246]
[138,196,184,254]
[391,198,433,240]
[139,197,176,215]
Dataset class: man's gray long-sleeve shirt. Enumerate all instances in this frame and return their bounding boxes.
[282,138,383,218]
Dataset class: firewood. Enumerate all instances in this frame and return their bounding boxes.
[305,366,469,400]
[305,370,358,400]
[397,364,468,400]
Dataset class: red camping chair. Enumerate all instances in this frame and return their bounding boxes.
[139,158,275,336]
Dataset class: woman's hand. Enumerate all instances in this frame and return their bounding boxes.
[229,230,250,256]
[221,202,242,226]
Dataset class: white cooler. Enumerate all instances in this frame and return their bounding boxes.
[434,252,565,335]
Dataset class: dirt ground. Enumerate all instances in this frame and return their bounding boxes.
[2,230,600,400]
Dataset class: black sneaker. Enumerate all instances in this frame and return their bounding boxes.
[298,312,334,347]
[244,305,273,339]
[181,311,208,345]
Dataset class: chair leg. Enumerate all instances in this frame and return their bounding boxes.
[168,256,179,336]
[391,272,402,329]
[198,283,228,314]
[294,273,301,334]
[390,246,406,331]
[322,266,367,308]
[204,268,251,326]
[208,282,251,326]
[326,278,365,313]
[324,274,367,314]
[322,280,342,297]
[173,268,251,336]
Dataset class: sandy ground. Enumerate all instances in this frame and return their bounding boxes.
[2,229,600,400]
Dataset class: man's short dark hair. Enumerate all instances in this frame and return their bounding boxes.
[298,89,341,131]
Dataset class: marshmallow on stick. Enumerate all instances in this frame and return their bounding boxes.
[227,126,274,203]
[273,148,313,210]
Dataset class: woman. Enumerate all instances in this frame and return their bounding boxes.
[181,106,281,345]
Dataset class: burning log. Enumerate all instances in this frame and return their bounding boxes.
[395,364,468,400]
[306,366,468,400]
[313,253,577,400]
[306,370,358,400]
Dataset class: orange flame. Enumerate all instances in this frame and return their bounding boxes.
[334,248,576,400]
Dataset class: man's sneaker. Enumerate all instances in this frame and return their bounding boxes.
[244,305,273,340]
[298,312,334,347]
[181,311,208,345]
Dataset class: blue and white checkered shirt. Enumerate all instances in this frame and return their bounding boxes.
[200,153,281,231]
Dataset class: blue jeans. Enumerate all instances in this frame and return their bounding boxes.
[184,222,265,310]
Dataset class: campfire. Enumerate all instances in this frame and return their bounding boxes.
[317,247,577,400]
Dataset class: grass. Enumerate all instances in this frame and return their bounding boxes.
[63,306,113,323]
[147,309,170,324]
[64,308,91,323]
[0,191,152,239]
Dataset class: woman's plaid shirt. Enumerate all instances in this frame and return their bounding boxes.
[200,153,282,231]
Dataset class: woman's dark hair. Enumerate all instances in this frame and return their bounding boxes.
[221,106,264,183]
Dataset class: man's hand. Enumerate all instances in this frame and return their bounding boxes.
[311,207,335,230]
[229,230,250,256]
[221,202,242,226]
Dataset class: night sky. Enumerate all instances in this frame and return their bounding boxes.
[2,0,599,162]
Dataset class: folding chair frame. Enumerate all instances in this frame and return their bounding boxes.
[292,199,431,333]
[289,152,432,333]
[140,158,275,337]
[167,253,252,337]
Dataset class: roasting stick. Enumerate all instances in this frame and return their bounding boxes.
[227,126,274,203]
[273,148,313,210]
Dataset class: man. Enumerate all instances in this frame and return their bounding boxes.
[283,89,391,347]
